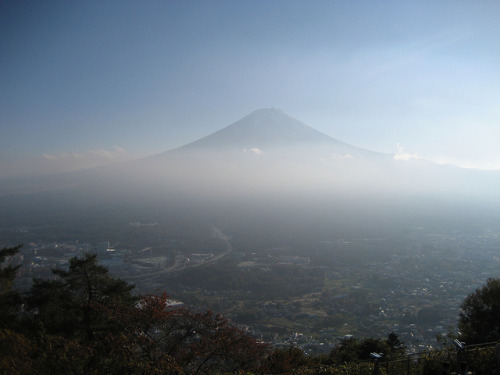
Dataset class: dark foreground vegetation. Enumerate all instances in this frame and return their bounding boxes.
[1,244,500,374]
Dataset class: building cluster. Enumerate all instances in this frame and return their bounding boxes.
[10,227,500,354]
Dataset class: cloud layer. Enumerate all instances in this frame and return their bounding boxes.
[393,143,419,161]
[0,146,135,178]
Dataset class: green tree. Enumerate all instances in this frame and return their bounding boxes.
[0,244,22,328]
[27,253,136,340]
[330,337,362,363]
[385,332,405,356]
[329,334,400,364]
[459,277,500,344]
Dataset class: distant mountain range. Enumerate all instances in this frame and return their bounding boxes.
[1,108,499,202]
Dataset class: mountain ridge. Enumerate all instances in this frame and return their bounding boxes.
[153,108,386,161]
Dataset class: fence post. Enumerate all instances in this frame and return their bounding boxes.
[495,342,500,375]
[371,352,382,375]
[453,339,466,375]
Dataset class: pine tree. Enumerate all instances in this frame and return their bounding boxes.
[27,253,136,340]
[459,277,500,344]
[0,244,22,328]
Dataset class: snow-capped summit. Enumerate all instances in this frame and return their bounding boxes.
[164,108,381,160]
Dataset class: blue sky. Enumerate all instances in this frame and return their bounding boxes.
[1,1,500,176]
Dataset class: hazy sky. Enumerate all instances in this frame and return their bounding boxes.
[1,1,500,176]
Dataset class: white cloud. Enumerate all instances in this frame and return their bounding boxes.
[43,146,128,162]
[330,153,354,160]
[0,146,136,178]
[434,158,500,171]
[243,147,263,156]
[393,143,419,161]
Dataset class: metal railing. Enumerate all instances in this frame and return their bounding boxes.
[373,341,498,375]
